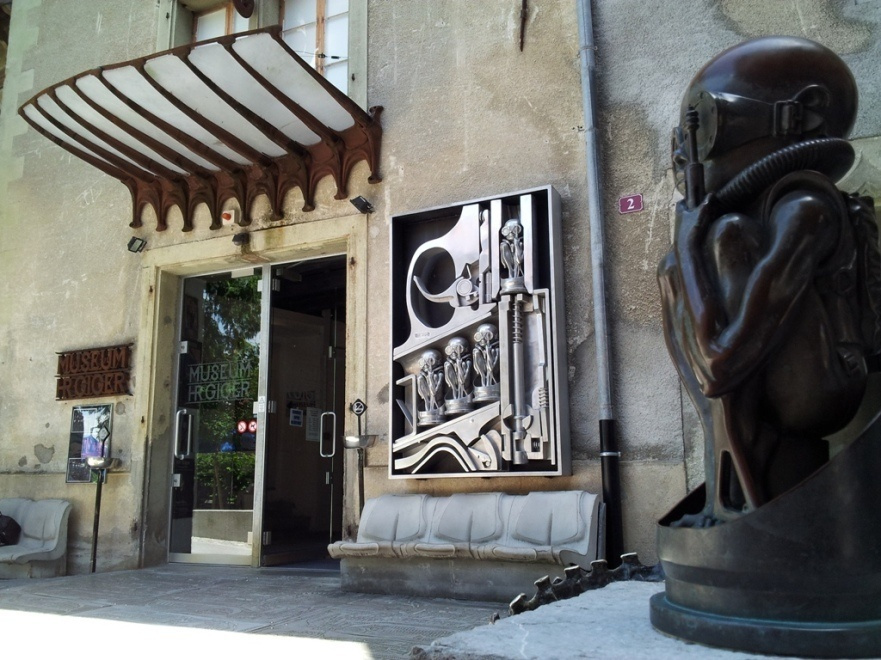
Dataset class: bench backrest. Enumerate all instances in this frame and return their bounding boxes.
[0,498,71,545]
[355,490,600,559]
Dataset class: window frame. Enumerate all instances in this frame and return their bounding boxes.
[192,2,242,42]
[156,0,366,107]
[280,0,365,106]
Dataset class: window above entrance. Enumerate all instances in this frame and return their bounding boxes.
[17,26,382,232]
[193,1,252,42]
[281,0,349,94]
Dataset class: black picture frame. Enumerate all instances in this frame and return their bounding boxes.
[66,404,112,484]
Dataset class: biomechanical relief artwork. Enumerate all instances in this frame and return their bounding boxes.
[390,188,570,477]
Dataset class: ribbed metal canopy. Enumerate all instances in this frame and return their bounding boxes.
[19,26,382,231]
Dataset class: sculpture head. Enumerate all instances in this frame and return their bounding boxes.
[419,349,442,370]
[673,36,859,194]
[473,323,498,346]
[445,336,470,358]
[501,219,523,239]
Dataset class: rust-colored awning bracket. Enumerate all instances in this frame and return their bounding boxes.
[19,26,382,231]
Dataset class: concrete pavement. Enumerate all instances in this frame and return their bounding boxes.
[0,561,503,659]
[414,581,805,660]
[0,562,811,659]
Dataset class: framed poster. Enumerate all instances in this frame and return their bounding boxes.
[66,404,112,484]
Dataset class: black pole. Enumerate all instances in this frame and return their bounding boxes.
[89,469,104,573]
[357,448,366,514]
[350,400,368,516]
[600,418,623,567]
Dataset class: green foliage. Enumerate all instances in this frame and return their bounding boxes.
[195,274,261,455]
[202,276,261,363]
[195,451,256,509]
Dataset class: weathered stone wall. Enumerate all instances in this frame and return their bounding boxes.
[0,0,160,572]
[360,0,881,562]
[361,0,678,563]
[590,0,881,502]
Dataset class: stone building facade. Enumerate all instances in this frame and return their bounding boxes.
[1,0,879,575]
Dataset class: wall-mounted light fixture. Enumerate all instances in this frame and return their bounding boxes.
[127,237,146,253]
[350,196,375,214]
[232,233,250,246]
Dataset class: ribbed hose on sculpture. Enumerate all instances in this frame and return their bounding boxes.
[715,137,854,212]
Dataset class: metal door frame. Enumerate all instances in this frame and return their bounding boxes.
[167,265,268,566]
[259,262,347,565]
[135,217,367,570]
[165,255,350,566]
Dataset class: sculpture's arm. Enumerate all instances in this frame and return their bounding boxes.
[675,191,837,397]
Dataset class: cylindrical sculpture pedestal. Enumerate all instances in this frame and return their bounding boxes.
[651,411,881,658]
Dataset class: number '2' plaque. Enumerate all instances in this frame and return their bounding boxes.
[618,193,643,214]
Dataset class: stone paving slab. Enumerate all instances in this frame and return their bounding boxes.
[0,563,505,659]
[413,581,806,660]
[0,564,826,658]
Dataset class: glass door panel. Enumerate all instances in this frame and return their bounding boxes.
[170,270,261,563]
[261,256,346,565]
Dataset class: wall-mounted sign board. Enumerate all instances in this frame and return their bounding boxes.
[56,344,132,401]
[618,193,643,214]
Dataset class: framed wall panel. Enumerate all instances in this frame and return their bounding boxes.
[389,187,570,478]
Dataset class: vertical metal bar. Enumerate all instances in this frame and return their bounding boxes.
[327,305,339,543]
[90,470,104,573]
[509,296,528,464]
[252,266,272,567]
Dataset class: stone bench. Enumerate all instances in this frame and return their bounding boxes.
[0,498,72,578]
[329,490,602,601]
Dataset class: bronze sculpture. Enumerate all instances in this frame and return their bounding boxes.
[652,36,881,656]
[658,36,881,525]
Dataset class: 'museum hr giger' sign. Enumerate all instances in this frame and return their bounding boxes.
[56,344,132,400]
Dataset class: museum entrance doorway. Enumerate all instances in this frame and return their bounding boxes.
[262,257,346,565]
[167,256,346,566]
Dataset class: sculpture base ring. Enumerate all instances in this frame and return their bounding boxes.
[417,411,443,426]
[444,399,473,415]
[501,277,527,294]
[473,385,500,402]
[650,593,881,658]
[653,411,881,657]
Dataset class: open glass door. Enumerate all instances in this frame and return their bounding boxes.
[261,256,346,566]
[169,269,261,564]
[168,257,346,566]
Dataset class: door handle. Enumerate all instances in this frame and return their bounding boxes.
[175,408,193,460]
[319,411,337,458]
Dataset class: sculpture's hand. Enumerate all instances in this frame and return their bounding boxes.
[676,194,719,249]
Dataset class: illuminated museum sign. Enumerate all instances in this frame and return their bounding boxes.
[56,344,132,400]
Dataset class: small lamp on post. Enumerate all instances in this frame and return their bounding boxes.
[86,434,118,574]
[344,399,377,516]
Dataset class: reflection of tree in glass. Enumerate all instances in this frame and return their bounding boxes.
[196,452,256,509]
[196,275,260,509]
[202,277,261,363]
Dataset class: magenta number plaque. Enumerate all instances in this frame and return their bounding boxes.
[618,193,643,214]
